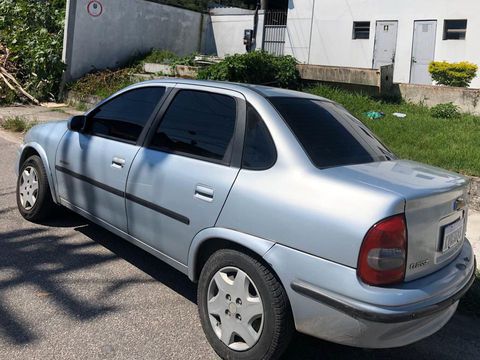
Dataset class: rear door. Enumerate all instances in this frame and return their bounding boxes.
[373,21,398,69]
[410,20,437,84]
[125,86,245,265]
[55,86,166,232]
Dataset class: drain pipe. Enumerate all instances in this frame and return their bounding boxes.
[252,3,260,51]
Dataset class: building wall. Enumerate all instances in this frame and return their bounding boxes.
[210,8,264,58]
[285,0,480,87]
[64,0,207,80]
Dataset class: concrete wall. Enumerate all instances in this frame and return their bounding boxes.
[210,8,264,58]
[64,0,207,80]
[298,63,394,96]
[398,83,480,115]
[286,0,480,87]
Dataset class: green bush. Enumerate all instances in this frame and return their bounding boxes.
[430,102,461,119]
[0,0,66,101]
[143,49,178,64]
[429,61,478,87]
[197,51,300,89]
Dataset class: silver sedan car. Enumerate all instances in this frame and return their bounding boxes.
[16,80,475,360]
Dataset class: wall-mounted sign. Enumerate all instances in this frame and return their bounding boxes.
[87,0,103,17]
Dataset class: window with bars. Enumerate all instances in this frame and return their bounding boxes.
[443,20,467,40]
[353,21,370,39]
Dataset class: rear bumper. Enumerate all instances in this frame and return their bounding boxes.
[291,266,475,324]
[264,239,475,348]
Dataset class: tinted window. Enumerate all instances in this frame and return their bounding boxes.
[242,105,276,170]
[150,90,237,163]
[353,21,370,39]
[443,20,467,40]
[269,97,395,168]
[87,87,165,142]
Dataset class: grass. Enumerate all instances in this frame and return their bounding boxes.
[1,116,38,133]
[306,85,480,176]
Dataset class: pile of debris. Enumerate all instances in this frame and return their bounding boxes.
[0,44,39,104]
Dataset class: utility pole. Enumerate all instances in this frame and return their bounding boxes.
[260,0,268,9]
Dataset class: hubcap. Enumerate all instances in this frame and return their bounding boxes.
[207,267,264,351]
[19,166,39,210]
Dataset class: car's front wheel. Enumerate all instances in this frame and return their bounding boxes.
[16,155,55,222]
[198,249,293,360]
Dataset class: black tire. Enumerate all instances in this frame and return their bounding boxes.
[16,155,55,222]
[198,249,294,360]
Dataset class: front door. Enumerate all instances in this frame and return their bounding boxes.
[55,86,166,232]
[410,20,437,85]
[373,21,398,69]
[126,87,244,265]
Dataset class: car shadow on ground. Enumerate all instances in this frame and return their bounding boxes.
[73,214,198,304]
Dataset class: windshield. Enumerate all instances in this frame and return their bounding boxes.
[269,97,396,168]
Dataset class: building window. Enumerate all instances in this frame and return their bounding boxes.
[444,20,467,40]
[353,22,370,39]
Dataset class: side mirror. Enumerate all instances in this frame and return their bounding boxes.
[68,115,87,132]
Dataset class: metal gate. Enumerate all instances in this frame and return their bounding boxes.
[262,10,288,56]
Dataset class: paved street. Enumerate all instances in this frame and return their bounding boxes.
[0,131,479,359]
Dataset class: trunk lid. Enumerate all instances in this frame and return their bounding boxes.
[329,160,469,281]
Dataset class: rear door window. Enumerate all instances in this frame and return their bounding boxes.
[269,97,395,168]
[149,90,237,164]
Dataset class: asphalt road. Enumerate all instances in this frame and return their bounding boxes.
[0,132,479,360]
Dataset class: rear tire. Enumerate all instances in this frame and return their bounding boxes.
[198,249,293,360]
[16,155,55,222]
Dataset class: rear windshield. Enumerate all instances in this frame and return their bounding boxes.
[269,97,395,168]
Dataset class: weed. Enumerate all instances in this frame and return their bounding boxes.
[1,116,38,132]
[431,102,461,119]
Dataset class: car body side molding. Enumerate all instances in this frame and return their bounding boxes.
[55,165,190,225]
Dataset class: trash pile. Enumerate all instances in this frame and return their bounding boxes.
[0,43,39,104]
[365,111,407,119]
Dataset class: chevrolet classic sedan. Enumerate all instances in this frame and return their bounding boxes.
[16,80,475,360]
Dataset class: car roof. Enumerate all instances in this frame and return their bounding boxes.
[129,78,331,102]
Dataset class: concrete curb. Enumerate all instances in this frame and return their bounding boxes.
[466,210,480,270]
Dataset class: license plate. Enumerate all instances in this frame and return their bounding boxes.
[442,219,464,252]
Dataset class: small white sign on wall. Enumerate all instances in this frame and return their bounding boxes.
[87,0,103,17]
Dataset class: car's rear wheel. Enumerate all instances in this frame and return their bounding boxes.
[17,155,55,222]
[198,249,293,360]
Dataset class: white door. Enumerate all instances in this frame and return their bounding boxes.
[410,20,437,84]
[373,21,398,69]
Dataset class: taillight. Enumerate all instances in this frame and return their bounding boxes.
[358,214,407,286]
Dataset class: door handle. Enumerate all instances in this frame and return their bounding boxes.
[112,157,126,169]
[195,185,214,202]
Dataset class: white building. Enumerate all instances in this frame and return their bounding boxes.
[284,0,480,87]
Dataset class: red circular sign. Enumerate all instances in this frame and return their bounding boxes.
[87,0,103,17]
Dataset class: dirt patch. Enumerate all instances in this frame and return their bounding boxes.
[469,176,480,211]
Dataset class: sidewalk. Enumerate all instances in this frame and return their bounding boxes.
[0,103,83,124]
[467,210,480,268]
